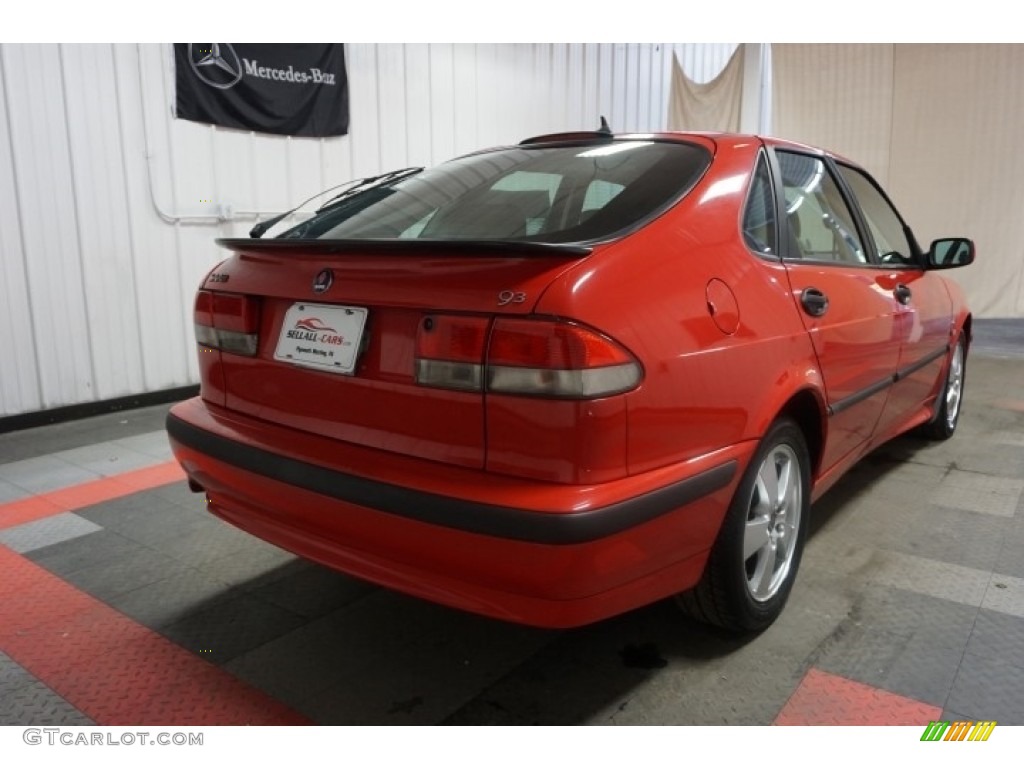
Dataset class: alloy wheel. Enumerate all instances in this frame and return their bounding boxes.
[743,444,802,602]
[945,342,964,431]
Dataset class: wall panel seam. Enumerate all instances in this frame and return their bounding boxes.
[58,44,100,400]
[111,44,149,390]
[0,45,45,408]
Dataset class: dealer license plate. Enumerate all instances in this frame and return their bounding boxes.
[273,302,368,375]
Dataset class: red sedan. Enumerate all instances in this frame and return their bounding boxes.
[167,130,974,632]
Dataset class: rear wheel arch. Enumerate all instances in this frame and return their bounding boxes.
[677,415,812,631]
[778,389,826,481]
[674,387,825,632]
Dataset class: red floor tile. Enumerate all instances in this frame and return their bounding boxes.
[0,545,309,725]
[0,461,186,531]
[775,668,943,725]
[0,496,66,530]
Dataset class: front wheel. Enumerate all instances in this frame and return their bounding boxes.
[677,418,811,632]
[920,336,966,440]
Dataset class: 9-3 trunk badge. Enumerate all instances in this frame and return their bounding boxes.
[313,269,333,294]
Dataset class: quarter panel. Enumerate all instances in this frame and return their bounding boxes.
[533,140,824,476]
[485,395,628,484]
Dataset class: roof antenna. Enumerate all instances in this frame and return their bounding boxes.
[597,116,612,136]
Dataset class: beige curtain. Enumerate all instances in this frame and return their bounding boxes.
[889,45,1024,318]
[773,44,1024,318]
[668,46,745,132]
[773,44,894,182]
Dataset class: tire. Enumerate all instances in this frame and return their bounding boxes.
[920,336,966,440]
[677,417,811,632]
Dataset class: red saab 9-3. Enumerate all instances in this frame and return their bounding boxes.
[167,129,974,632]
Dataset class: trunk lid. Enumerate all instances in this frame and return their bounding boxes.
[206,239,591,469]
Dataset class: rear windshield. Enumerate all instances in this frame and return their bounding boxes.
[280,140,711,244]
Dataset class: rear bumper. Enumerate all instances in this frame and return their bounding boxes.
[166,397,754,627]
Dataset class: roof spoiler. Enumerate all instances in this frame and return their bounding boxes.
[520,116,615,146]
[215,238,593,257]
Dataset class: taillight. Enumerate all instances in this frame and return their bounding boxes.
[415,315,641,399]
[488,318,641,398]
[194,290,260,356]
[415,315,489,391]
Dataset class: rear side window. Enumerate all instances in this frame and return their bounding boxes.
[742,153,777,256]
[282,141,711,244]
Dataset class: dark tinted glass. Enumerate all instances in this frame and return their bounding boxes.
[743,154,777,256]
[282,141,711,244]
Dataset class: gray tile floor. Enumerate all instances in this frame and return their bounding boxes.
[0,321,1022,725]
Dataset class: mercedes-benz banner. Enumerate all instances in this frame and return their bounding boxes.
[174,44,349,137]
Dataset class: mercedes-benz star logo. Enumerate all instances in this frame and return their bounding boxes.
[188,43,243,90]
[313,269,333,294]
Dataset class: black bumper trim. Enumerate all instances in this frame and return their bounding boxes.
[166,412,737,545]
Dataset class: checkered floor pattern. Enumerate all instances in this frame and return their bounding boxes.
[1,346,1022,725]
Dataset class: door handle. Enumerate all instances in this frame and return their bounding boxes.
[894,283,912,305]
[800,287,829,317]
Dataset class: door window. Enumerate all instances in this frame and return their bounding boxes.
[777,152,866,265]
[837,165,916,266]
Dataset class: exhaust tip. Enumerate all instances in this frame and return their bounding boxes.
[187,478,205,494]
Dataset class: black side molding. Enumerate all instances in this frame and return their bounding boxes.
[828,375,894,417]
[827,344,949,417]
[895,345,949,381]
[166,413,736,546]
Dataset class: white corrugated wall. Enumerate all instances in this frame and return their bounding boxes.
[0,43,741,418]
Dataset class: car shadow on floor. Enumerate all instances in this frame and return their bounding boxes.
[807,434,943,538]
[132,433,947,725]
[138,541,764,724]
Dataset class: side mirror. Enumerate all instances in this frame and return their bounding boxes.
[927,237,975,269]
